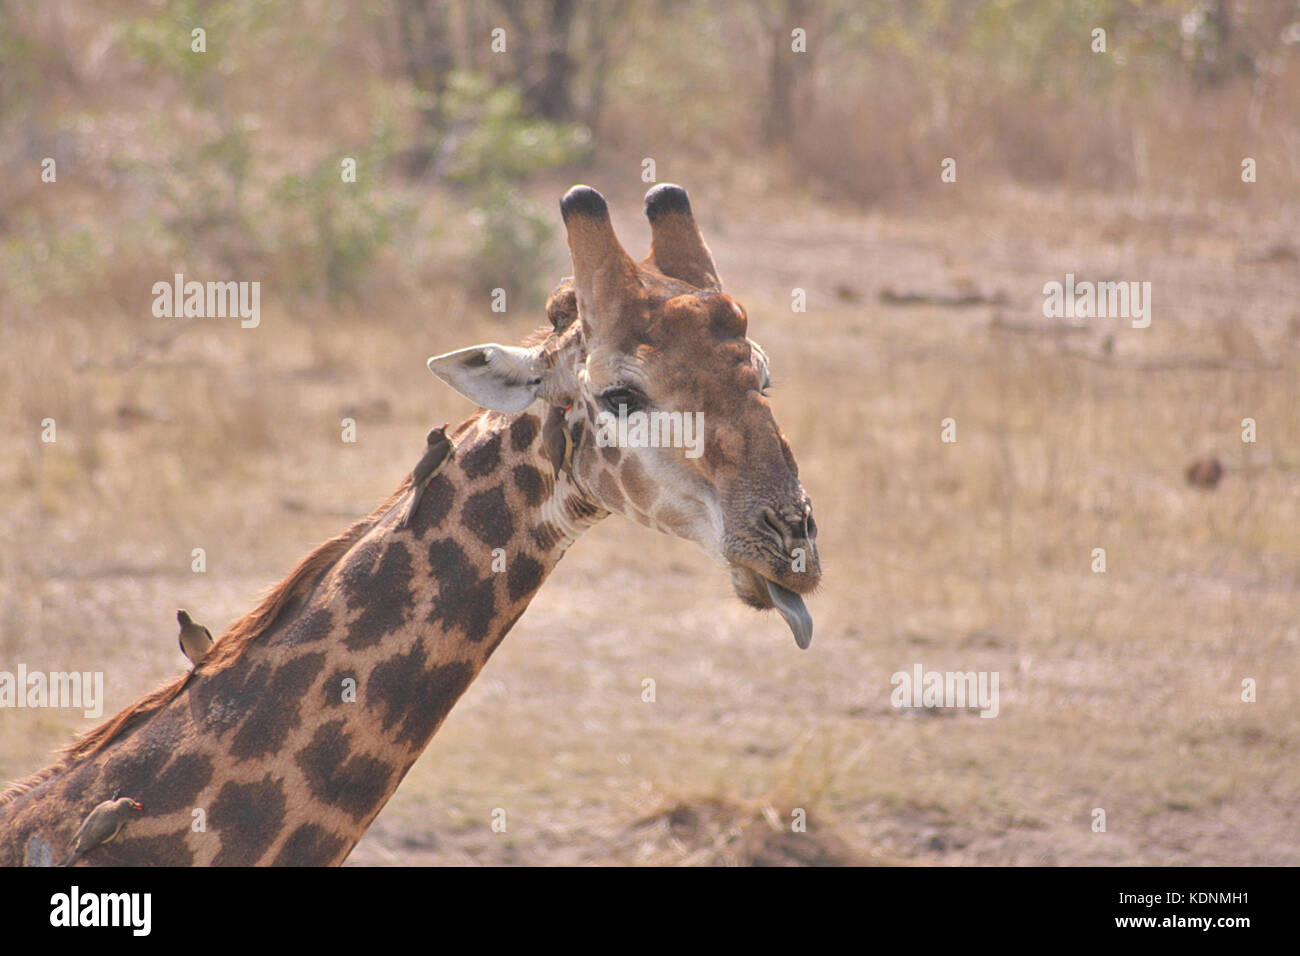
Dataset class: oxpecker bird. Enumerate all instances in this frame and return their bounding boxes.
[177,609,214,667]
[62,797,144,866]
[400,425,455,528]
[542,405,573,477]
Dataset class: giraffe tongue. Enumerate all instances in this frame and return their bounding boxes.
[764,579,813,650]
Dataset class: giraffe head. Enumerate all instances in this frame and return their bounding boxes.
[429,184,821,647]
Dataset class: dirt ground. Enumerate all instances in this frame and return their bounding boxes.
[1,178,1296,865]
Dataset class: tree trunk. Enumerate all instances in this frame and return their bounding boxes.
[527,0,576,120]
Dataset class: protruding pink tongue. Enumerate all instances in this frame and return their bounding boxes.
[765,579,813,649]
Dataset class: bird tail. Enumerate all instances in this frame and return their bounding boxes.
[398,490,418,529]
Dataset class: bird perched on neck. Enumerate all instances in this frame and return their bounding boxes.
[399,424,455,528]
[177,609,214,667]
[542,405,573,477]
[62,797,144,866]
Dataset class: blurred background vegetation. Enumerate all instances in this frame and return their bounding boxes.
[1,0,1296,315]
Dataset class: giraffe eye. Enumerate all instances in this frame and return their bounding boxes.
[600,386,645,414]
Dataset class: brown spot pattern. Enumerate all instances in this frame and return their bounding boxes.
[104,830,195,866]
[512,464,546,506]
[294,721,393,822]
[510,414,541,451]
[229,652,326,760]
[210,775,288,866]
[369,647,478,747]
[507,553,545,602]
[272,823,349,866]
[427,538,498,642]
[268,605,334,647]
[462,431,503,479]
[532,521,563,551]
[344,541,415,648]
[140,752,214,815]
[461,486,514,548]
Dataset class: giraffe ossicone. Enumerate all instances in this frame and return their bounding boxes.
[0,184,820,865]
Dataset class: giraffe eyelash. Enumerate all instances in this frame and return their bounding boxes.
[599,385,648,413]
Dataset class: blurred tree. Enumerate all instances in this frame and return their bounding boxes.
[492,0,577,120]
[578,0,617,130]
[757,0,858,148]
[762,0,808,146]
[396,0,455,128]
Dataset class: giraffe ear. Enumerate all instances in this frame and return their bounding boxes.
[427,344,545,413]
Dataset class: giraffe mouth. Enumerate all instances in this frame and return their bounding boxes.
[731,564,815,650]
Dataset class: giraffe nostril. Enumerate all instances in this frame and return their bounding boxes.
[761,507,788,546]
[760,506,815,553]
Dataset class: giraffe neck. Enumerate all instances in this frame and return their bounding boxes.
[0,407,606,866]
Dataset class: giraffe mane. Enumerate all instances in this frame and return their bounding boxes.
[522,325,555,348]
[0,479,418,806]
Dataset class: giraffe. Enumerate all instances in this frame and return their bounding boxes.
[0,184,821,866]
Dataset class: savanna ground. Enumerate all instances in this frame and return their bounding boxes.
[1,2,1297,865]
